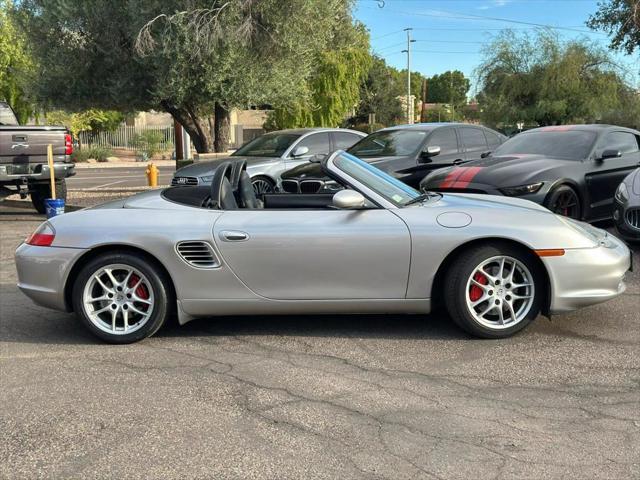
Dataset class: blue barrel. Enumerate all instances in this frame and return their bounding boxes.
[45,198,65,218]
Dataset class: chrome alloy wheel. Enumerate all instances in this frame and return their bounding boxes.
[251,178,274,195]
[82,264,155,335]
[464,255,535,330]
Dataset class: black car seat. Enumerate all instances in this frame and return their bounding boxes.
[208,161,238,209]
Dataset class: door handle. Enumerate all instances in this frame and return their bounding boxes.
[11,143,28,149]
[220,230,249,242]
[453,158,464,165]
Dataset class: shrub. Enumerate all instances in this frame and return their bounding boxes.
[71,146,113,163]
[133,130,164,161]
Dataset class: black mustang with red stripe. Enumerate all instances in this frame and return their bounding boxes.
[420,125,640,222]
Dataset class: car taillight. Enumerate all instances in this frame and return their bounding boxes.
[26,222,56,246]
[65,133,73,155]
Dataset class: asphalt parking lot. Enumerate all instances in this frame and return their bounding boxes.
[1,200,639,479]
[68,165,176,189]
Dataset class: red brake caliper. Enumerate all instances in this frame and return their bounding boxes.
[469,272,488,302]
[128,274,150,309]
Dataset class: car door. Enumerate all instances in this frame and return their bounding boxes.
[423,127,463,167]
[285,132,331,169]
[212,208,411,300]
[459,126,490,161]
[586,130,640,219]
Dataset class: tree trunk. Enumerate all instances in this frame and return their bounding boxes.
[160,100,214,153]
[214,102,231,153]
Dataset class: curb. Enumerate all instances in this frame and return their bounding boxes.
[68,185,169,193]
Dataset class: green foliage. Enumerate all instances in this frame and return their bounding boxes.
[133,130,164,161]
[426,71,470,108]
[45,109,124,137]
[267,21,372,129]
[350,56,403,127]
[587,0,640,55]
[477,30,631,127]
[0,0,36,123]
[71,146,113,163]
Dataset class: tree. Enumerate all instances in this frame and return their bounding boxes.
[0,0,35,123]
[349,56,403,128]
[587,0,640,54]
[426,71,470,107]
[18,0,355,152]
[265,21,371,129]
[476,30,630,128]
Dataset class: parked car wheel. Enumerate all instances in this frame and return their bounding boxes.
[251,176,275,196]
[71,251,171,344]
[30,179,67,214]
[544,185,581,220]
[444,244,543,338]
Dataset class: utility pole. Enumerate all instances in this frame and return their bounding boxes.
[401,28,415,124]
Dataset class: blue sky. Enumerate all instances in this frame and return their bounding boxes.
[353,0,639,95]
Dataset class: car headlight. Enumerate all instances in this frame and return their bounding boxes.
[615,182,629,203]
[500,182,544,196]
[200,175,214,184]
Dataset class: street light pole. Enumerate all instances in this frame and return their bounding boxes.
[402,28,415,124]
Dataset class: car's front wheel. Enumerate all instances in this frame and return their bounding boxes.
[251,176,275,196]
[72,251,171,343]
[444,244,543,338]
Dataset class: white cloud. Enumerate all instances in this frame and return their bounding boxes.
[477,0,511,9]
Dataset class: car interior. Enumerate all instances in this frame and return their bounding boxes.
[162,159,340,210]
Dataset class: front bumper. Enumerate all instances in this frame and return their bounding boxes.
[613,199,640,242]
[543,233,631,313]
[0,162,76,183]
[15,243,87,312]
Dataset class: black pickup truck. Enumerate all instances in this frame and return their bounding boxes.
[0,101,75,212]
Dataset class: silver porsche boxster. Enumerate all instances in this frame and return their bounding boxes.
[15,151,631,343]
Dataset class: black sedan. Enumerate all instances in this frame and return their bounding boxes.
[279,123,506,193]
[420,125,640,222]
[613,167,640,242]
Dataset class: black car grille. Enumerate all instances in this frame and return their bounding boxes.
[625,208,640,230]
[281,179,324,194]
[172,176,199,186]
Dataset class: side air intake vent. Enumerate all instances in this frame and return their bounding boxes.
[176,241,220,268]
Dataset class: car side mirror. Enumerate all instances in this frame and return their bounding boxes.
[480,151,491,158]
[598,149,622,161]
[332,190,365,209]
[291,146,310,157]
[419,145,440,163]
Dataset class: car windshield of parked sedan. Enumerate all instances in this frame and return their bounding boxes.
[492,130,597,160]
[232,132,300,157]
[347,129,428,158]
[333,151,422,206]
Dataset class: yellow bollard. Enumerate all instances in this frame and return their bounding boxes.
[146,162,158,187]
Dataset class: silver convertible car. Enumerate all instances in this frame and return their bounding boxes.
[16,151,631,343]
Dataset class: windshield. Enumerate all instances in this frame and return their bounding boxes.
[332,151,421,206]
[493,130,597,160]
[347,129,428,158]
[233,132,300,158]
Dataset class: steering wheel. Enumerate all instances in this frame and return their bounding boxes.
[206,161,238,209]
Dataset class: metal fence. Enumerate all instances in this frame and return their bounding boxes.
[78,125,175,151]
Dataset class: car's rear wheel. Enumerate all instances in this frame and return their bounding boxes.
[72,252,171,343]
[545,185,581,219]
[444,244,542,338]
[251,176,275,196]
[30,179,67,214]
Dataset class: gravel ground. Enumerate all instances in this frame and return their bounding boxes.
[1,199,639,480]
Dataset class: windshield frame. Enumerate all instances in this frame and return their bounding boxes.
[232,132,301,158]
[492,129,598,161]
[324,150,423,208]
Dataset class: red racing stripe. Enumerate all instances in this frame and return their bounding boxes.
[439,168,465,189]
[450,166,483,189]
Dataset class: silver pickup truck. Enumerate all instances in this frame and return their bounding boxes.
[0,101,75,213]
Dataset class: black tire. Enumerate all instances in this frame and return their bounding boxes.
[443,243,543,339]
[544,185,581,220]
[71,251,172,344]
[251,176,275,196]
[30,179,67,214]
